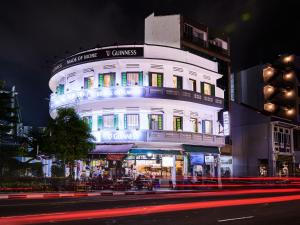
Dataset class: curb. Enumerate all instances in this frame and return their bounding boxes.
[0,190,194,200]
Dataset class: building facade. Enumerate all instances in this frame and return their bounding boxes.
[232,54,300,177]
[49,14,230,182]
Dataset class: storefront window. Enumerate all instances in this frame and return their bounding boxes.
[84,76,94,89]
[201,82,215,96]
[98,73,115,87]
[121,72,143,86]
[56,84,64,95]
[190,118,198,132]
[202,120,212,134]
[149,114,163,130]
[189,79,196,92]
[173,116,183,131]
[173,75,183,89]
[125,114,139,130]
[149,73,163,87]
[83,116,92,130]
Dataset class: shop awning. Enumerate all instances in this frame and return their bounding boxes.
[90,144,133,154]
[182,144,219,154]
[129,148,182,155]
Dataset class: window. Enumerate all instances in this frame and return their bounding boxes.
[125,114,140,129]
[190,118,198,132]
[149,114,163,130]
[84,76,94,89]
[189,79,196,92]
[98,73,115,87]
[56,84,64,95]
[83,116,92,130]
[149,73,163,87]
[98,114,119,130]
[121,72,143,86]
[201,82,215,96]
[202,120,212,134]
[173,75,183,89]
[173,116,183,131]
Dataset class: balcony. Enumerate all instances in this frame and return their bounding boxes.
[50,86,224,111]
[99,129,225,147]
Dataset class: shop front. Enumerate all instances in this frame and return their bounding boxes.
[276,154,294,177]
[182,144,220,178]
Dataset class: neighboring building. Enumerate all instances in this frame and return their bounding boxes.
[49,14,229,182]
[232,54,300,176]
[0,84,22,148]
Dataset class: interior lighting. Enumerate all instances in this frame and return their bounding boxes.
[283,55,294,63]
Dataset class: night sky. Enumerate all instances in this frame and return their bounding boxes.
[1,0,300,127]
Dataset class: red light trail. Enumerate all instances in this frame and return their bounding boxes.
[1,189,300,225]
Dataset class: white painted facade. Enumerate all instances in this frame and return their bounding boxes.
[49,44,225,147]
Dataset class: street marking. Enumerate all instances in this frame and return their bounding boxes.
[218,216,254,222]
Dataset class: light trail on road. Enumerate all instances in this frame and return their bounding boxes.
[1,189,300,225]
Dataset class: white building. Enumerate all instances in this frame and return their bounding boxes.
[49,14,230,183]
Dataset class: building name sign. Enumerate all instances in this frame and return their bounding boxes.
[101,130,146,142]
[223,111,230,136]
[52,47,144,75]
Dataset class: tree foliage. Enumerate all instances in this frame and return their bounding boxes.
[43,108,95,176]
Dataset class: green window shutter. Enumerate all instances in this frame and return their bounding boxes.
[111,73,115,86]
[121,72,127,86]
[158,115,163,130]
[211,85,215,96]
[88,117,92,130]
[148,114,151,129]
[157,74,163,87]
[84,78,88,89]
[178,77,183,89]
[201,82,204,94]
[114,114,119,129]
[124,114,127,129]
[176,117,182,130]
[98,116,103,130]
[202,120,205,133]
[98,74,104,87]
[138,72,143,86]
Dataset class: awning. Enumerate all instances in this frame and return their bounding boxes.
[129,148,182,155]
[90,144,133,154]
[182,144,219,154]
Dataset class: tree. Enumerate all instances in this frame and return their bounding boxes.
[43,108,95,178]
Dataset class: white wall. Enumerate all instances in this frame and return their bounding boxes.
[145,13,181,49]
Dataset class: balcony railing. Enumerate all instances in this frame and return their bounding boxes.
[99,129,225,147]
[50,86,224,111]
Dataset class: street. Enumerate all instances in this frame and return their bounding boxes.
[1,188,300,225]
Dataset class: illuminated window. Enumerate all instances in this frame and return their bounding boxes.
[201,82,215,96]
[125,114,140,129]
[189,79,196,92]
[98,73,115,87]
[83,116,92,130]
[202,120,212,134]
[121,72,143,86]
[173,75,183,89]
[149,114,163,130]
[190,118,198,132]
[173,116,183,131]
[84,76,94,89]
[149,73,163,87]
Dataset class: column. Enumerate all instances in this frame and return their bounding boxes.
[171,155,176,188]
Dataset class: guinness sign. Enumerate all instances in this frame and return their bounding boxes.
[52,47,144,75]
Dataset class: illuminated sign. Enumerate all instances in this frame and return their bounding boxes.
[205,155,214,163]
[223,111,230,136]
[101,130,146,142]
[52,47,144,74]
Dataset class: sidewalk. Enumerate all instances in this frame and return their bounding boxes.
[0,189,197,200]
